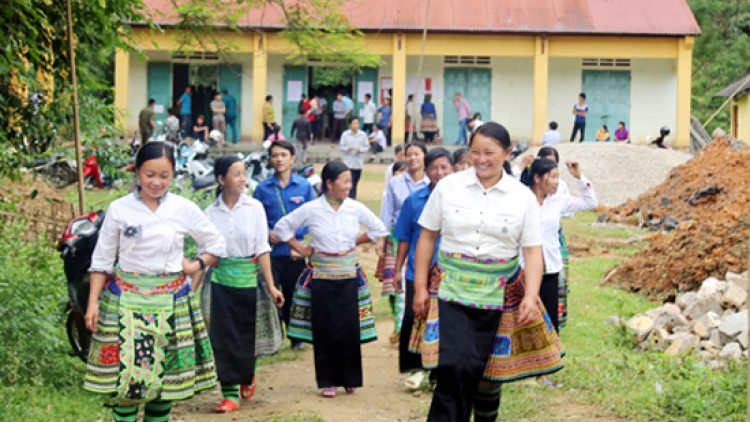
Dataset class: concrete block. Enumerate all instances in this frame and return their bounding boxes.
[677,292,699,312]
[719,310,748,337]
[721,282,747,310]
[719,342,743,361]
[686,297,723,321]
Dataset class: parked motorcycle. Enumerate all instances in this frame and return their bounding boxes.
[58,210,106,362]
[174,139,215,190]
[510,139,529,161]
[649,126,672,149]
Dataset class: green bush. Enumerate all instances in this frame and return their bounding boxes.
[0,210,81,388]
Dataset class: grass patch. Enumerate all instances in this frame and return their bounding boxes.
[63,185,125,211]
[494,212,746,422]
[360,171,387,182]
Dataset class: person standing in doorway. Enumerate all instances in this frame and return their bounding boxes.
[570,93,588,143]
[138,99,156,144]
[452,93,471,145]
[332,93,347,145]
[309,93,321,144]
[420,94,438,145]
[178,86,193,138]
[222,88,239,144]
[405,94,416,142]
[211,93,227,145]
[253,141,316,352]
[291,107,313,164]
[263,95,276,141]
[362,93,377,134]
[339,117,369,199]
[378,98,393,147]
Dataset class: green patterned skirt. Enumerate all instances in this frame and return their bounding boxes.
[84,269,217,407]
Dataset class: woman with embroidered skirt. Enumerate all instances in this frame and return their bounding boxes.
[377,142,430,346]
[203,156,285,413]
[84,142,225,422]
[275,161,388,398]
[392,148,453,390]
[411,122,565,422]
[519,156,597,335]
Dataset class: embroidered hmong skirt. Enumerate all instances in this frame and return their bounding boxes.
[85,269,217,407]
[409,258,564,382]
[287,251,376,388]
[420,114,438,134]
[375,233,405,333]
[559,225,570,329]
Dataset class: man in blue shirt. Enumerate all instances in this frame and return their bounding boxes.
[178,86,192,138]
[222,87,239,144]
[570,92,588,143]
[253,141,316,350]
[392,147,453,389]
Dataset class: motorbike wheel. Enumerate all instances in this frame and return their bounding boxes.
[66,311,90,363]
[84,176,95,190]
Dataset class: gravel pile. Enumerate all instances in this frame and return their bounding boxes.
[512,143,693,206]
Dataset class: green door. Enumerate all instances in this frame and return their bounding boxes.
[282,66,308,136]
[355,67,378,120]
[219,64,242,140]
[147,62,172,124]
[443,68,491,144]
[582,70,631,141]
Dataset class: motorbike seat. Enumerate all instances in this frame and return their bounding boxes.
[192,174,215,189]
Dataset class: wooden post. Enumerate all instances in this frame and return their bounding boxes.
[67,0,86,214]
[747,235,749,422]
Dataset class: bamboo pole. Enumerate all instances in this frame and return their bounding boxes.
[747,235,749,422]
[66,0,86,215]
[409,0,432,142]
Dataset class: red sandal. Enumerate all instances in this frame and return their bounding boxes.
[214,399,240,413]
[241,376,257,400]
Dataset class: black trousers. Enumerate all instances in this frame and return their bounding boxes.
[428,300,502,422]
[362,123,373,134]
[570,122,586,143]
[400,281,424,373]
[271,256,307,345]
[349,169,362,199]
[332,118,346,143]
[540,273,560,332]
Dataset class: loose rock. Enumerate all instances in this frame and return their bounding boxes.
[718,310,748,337]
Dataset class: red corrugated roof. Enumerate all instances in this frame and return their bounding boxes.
[140,0,700,36]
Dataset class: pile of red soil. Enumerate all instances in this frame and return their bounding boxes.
[603,138,750,300]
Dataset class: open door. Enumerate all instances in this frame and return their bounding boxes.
[355,67,379,116]
[147,62,172,123]
[219,64,243,140]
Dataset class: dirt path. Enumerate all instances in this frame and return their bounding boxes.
[172,319,430,422]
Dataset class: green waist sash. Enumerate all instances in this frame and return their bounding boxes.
[310,250,359,280]
[213,257,259,289]
[436,252,520,311]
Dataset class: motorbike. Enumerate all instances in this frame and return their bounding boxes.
[510,139,529,161]
[649,126,672,149]
[174,139,215,190]
[58,210,106,362]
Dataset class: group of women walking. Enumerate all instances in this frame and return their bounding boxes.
[82,121,597,422]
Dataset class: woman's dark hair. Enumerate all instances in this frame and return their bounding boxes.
[425,147,454,168]
[520,158,558,189]
[269,140,296,156]
[214,155,243,198]
[265,95,272,101]
[602,124,609,132]
[453,147,469,165]
[618,121,626,128]
[394,144,405,155]
[537,146,560,164]
[321,161,350,194]
[135,141,175,171]
[392,160,408,174]
[298,107,306,115]
[470,122,512,174]
[472,112,481,120]
[405,141,427,156]
[272,124,281,139]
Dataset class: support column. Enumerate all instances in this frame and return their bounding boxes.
[391,33,407,145]
[114,49,130,131]
[532,36,549,143]
[253,33,268,144]
[675,36,694,148]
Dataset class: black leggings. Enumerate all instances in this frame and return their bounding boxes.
[539,273,560,333]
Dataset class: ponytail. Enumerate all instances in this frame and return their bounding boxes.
[503,161,512,176]
[520,158,557,189]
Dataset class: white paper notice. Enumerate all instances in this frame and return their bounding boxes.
[433,88,443,97]
[359,109,366,118]
[154,104,165,114]
[357,82,373,102]
[287,81,303,102]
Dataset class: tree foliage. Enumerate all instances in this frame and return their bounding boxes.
[688,0,750,132]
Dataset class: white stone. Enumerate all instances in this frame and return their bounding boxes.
[628,314,654,342]
[652,308,689,330]
[664,334,699,357]
[719,343,743,361]
[723,309,737,319]
[709,329,722,347]
[725,272,747,290]
[698,277,728,300]
[706,312,721,329]
[685,297,723,321]
[719,310,748,337]
[701,340,720,355]
[721,282,747,310]
[677,292,699,311]
[646,328,671,352]
[738,329,749,350]
[693,320,709,339]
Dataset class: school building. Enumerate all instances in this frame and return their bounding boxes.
[716,73,750,143]
[115,0,700,146]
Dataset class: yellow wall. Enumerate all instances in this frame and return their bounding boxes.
[735,94,750,143]
[116,29,693,145]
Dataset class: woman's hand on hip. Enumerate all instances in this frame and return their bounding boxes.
[182,258,202,276]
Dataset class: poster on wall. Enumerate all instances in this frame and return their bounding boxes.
[286,81,303,102]
[357,81,374,102]
[379,77,433,103]
[153,104,165,114]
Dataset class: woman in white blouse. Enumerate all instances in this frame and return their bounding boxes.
[411,122,564,422]
[204,156,284,413]
[378,142,430,346]
[84,142,226,422]
[519,157,597,334]
[274,161,388,398]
